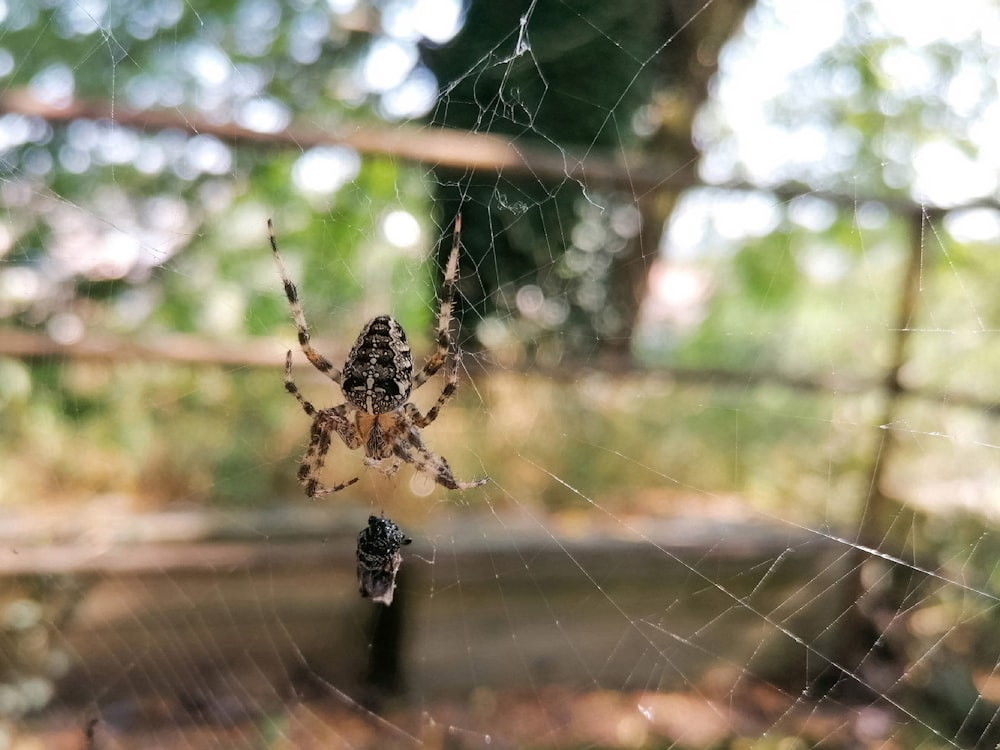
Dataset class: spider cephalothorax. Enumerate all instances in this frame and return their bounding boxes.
[269,215,488,496]
[356,514,411,605]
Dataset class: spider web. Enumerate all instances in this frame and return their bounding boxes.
[2,1,1000,748]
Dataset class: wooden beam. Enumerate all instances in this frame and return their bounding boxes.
[0,90,683,194]
[5,91,998,215]
[2,327,996,416]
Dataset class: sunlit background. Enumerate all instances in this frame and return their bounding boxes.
[3,0,1000,747]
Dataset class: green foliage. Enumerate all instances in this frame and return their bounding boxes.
[0,359,287,508]
[462,374,875,524]
[732,234,797,307]
[661,206,907,383]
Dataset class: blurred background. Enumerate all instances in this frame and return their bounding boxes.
[2,0,1000,747]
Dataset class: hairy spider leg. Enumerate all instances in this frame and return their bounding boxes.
[412,214,463,390]
[404,352,460,429]
[282,350,317,417]
[404,352,488,488]
[283,351,360,496]
[392,425,488,491]
[364,455,403,477]
[268,219,343,384]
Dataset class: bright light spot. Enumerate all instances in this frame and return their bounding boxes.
[95,127,140,165]
[571,219,609,253]
[200,284,245,335]
[291,146,361,195]
[946,62,987,117]
[614,714,647,746]
[237,97,290,133]
[359,38,418,93]
[409,470,436,496]
[414,0,463,43]
[873,0,987,44]
[380,66,438,119]
[66,118,100,149]
[382,0,463,44]
[969,103,1000,169]
[797,244,850,284]
[28,63,75,107]
[381,210,421,248]
[854,201,890,230]
[636,262,711,349]
[945,208,1000,243]
[61,0,107,36]
[476,316,515,350]
[665,191,714,261]
[185,134,232,175]
[540,298,568,327]
[0,224,11,257]
[788,196,837,232]
[504,284,568,328]
[59,144,91,174]
[720,0,844,102]
[611,204,642,239]
[93,232,140,280]
[0,267,42,305]
[4,599,43,629]
[912,140,997,205]
[716,191,782,240]
[114,287,158,329]
[24,147,52,175]
[768,0,844,66]
[234,0,281,45]
[186,43,231,86]
[288,9,328,64]
[516,285,544,316]
[740,124,830,184]
[0,48,14,77]
[646,262,713,328]
[134,140,168,175]
[47,312,84,345]
[878,46,935,96]
[326,0,357,13]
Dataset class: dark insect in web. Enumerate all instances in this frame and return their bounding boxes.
[268,215,488,495]
[356,515,412,605]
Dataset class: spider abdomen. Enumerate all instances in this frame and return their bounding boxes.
[341,315,413,414]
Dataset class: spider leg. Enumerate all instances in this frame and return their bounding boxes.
[393,424,488,490]
[364,455,402,477]
[268,219,344,385]
[295,416,359,497]
[290,393,363,497]
[412,214,462,391]
[404,351,460,429]
[284,350,318,417]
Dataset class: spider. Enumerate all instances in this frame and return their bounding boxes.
[356,515,411,605]
[269,215,488,496]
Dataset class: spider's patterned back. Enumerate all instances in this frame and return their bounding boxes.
[341,315,414,414]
